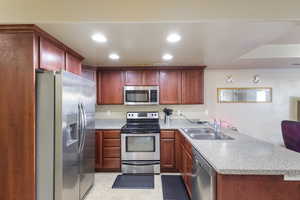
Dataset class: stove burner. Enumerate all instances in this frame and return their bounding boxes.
[121,111,160,134]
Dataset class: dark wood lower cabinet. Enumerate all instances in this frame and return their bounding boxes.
[94,129,300,200]
[102,158,121,169]
[161,131,176,172]
[160,139,176,171]
[217,174,300,200]
[95,130,121,172]
[181,137,193,198]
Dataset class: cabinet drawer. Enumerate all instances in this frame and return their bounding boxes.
[103,147,120,158]
[161,130,175,139]
[103,139,120,147]
[102,158,120,169]
[103,130,121,139]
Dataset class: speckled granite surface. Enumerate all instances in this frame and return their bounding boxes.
[95,119,300,177]
[94,119,206,129]
[95,119,125,129]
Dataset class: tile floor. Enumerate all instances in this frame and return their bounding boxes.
[85,173,164,200]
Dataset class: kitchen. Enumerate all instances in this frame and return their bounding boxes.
[1,3,300,200]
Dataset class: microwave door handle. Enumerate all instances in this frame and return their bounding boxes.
[148,90,151,103]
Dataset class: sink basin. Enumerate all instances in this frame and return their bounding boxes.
[182,128,215,134]
[182,128,234,140]
[188,133,234,140]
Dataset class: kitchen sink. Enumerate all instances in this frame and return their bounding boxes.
[182,128,216,134]
[182,128,234,140]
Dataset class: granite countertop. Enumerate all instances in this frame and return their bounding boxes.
[95,119,125,129]
[94,119,207,129]
[95,119,300,177]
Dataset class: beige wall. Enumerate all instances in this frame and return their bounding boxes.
[96,104,208,120]
[97,68,300,145]
[1,0,300,22]
[205,68,300,145]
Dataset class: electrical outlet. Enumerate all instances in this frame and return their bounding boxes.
[106,110,111,116]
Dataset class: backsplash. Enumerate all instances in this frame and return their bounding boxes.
[96,104,210,120]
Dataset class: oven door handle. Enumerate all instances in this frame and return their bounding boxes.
[121,134,160,137]
[122,161,160,166]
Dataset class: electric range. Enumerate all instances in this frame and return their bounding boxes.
[121,111,160,174]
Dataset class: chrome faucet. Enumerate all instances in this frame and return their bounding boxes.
[212,119,222,136]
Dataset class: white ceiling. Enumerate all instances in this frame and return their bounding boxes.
[37,21,300,69]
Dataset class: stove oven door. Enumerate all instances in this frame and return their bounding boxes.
[121,133,160,161]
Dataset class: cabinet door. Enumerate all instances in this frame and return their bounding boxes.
[143,70,159,85]
[181,70,204,104]
[186,150,193,196]
[100,71,124,104]
[66,52,82,75]
[125,70,143,85]
[182,148,188,183]
[102,130,121,171]
[95,130,121,171]
[182,149,192,197]
[159,70,182,104]
[175,131,183,171]
[95,131,103,169]
[160,139,176,171]
[39,37,65,71]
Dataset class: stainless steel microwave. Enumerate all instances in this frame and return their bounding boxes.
[124,86,159,105]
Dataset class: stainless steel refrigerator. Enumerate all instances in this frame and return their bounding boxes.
[36,71,96,200]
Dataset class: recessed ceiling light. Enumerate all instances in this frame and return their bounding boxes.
[167,33,181,43]
[162,54,173,61]
[109,53,120,60]
[91,33,107,43]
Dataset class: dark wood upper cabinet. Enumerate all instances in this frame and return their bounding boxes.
[97,67,204,105]
[125,70,159,85]
[143,70,159,85]
[39,37,65,71]
[181,69,204,104]
[125,70,143,85]
[99,71,124,104]
[159,70,182,104]
[66,52,82,75]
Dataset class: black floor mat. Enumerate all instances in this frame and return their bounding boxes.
[112,174,154,189]
[161,175,190,200]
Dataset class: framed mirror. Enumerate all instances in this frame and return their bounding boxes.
[217,87,272,103]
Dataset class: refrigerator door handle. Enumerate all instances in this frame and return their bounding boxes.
[80,103,87,152]
[78,103,84,152]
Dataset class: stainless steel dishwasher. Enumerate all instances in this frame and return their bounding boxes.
[192,148,216,200]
